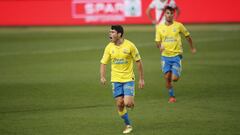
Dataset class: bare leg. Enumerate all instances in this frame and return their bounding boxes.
[115,96,125,112]
[124,95,134,109]
[115,96,131,126]
[172,74,179,82]
[164,71,172,90]
[165,71,176,102]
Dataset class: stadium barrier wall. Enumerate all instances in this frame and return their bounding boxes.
[0,0,239,26]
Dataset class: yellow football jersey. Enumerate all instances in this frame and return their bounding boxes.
[155,21,190,57]
[100,39,141,82]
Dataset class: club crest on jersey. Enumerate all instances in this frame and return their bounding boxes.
[123,48,129,54]
[173,28,177,32]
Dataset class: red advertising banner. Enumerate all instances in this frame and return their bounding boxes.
[175,0,240,23]
[0,0,239,26]
[71,0,144,24]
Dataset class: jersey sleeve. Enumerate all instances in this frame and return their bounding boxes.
[148,0,156,9]
[130,43,141,61]
[155,25,162,42]
[179,23,190,37]
[169,0,177,8]
[100,45,111,64]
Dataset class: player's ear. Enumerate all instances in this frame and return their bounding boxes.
[117,33,122,38]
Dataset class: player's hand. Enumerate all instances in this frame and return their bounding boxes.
[100,77,106,85]
[191,48,197,54]
[160,45,165,53]
[138,79,145,89]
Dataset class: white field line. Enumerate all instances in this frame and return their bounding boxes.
[0,36,238,56]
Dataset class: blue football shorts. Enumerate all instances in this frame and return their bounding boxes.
[112,81,135,98]
[161,55,182,77]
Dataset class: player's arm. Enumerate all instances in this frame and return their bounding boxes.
[146,7,156,24]
[100,46,110,85]
[136,60,144,89]
[156,41,164,53]
[155,25,161,48]
[185,35,196,54]
[175,6,180,19]
[155,26,164,52]
[156,41,161,48]
[131,44,144,89]
[100,64,107,85]
[180,23,196,54]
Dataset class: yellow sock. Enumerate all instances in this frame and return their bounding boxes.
[118,107,127,116]
[118,107,130,125]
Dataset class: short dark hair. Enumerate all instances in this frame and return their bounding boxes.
[164,6,175,12]
[111,25,124,37]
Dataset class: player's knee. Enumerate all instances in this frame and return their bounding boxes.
[124,102,134,108]
[164,73,172,82]
[172,76,179,82]
[117,101,124,109]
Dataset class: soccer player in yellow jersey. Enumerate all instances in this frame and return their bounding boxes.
[155,6,196,103]
[100,25,144,134]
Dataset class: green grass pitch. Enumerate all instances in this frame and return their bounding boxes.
[0,24,240,135]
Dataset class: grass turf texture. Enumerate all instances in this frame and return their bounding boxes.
[0,24,239,135]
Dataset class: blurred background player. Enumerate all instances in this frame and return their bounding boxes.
[100,25,145,134]
[155,6,196,103]
[146,0,180,25]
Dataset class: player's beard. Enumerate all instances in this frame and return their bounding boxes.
[109,36,115,43]
[109,36,113,42]
[109,35,118,43]
[166,16,173,24]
